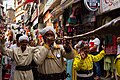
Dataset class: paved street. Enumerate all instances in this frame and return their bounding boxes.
[100,77,115,80]
[1,0,120,80]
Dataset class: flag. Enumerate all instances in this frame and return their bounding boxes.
[24,0,34,4]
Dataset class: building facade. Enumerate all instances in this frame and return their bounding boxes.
[6,8,15,24]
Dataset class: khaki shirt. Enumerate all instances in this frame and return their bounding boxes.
[34,44,74,74]
[4,46,36,80]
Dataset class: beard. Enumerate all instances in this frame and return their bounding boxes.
[21,44,27,49]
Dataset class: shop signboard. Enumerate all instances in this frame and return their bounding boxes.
[84,0,99,11]
[31,9,38,22]
[44,0,55,14]
[100,0,120,13]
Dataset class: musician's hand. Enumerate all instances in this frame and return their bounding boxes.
[102,45,105,50]
[63,38,72,53]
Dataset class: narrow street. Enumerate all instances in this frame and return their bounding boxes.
[0,0,120,80]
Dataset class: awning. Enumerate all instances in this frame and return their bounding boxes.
[89,16,120,36]
[43,0,61,14]
[51,0,73,18]
[58,16,120,40]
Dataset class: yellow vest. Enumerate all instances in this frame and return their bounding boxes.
[114,54,120,77]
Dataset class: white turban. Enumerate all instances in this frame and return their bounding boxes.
[19,35,29,42]
[39,26,56,36]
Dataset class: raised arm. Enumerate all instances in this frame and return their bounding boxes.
[0,32,14,58]
[0,43,14,59]
[91,50,105,62]
[33,46,48,65]
[61,44,74,59]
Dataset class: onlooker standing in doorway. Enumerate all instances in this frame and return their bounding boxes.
[89,35,101,80]
[104,35,117,79]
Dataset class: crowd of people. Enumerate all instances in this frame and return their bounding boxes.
[0,26,120,80]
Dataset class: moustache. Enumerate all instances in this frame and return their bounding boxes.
[46,37,55,41]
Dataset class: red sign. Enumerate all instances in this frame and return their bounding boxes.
[105,0,114,6]
[100,0,120,13]
[105,46,117,54]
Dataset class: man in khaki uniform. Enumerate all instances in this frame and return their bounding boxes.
[0,35,36,80]
[33,26,74,80]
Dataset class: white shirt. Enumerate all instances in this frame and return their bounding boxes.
[117,45,120,55]
[10,44,17,49]
[89,38,100,52]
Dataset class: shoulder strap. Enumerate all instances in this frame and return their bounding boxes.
[51,49,63,70]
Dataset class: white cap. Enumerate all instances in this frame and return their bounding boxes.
[19,35,29,42]
[39,26,56,36]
